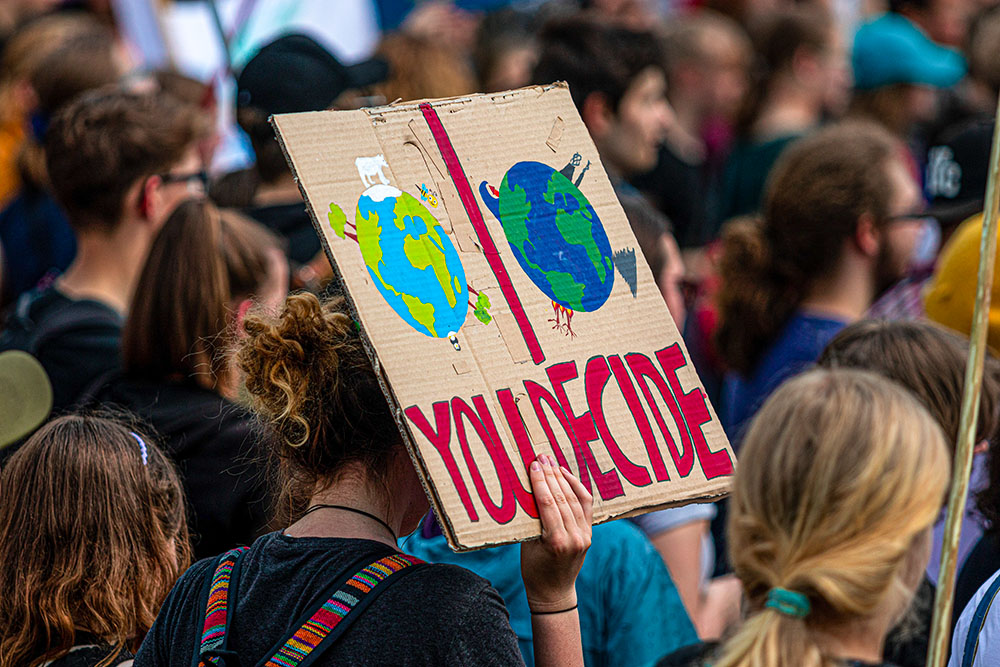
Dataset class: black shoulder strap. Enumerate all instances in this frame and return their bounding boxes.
[962,572,1000,667]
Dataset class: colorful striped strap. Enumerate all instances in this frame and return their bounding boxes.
[198,547,249,667]
[196,549,425,667]
[262,553,425,667]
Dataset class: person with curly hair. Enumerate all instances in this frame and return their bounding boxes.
[135,293,593,666]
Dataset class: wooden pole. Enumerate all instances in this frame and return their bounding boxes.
[926,91,1000,667]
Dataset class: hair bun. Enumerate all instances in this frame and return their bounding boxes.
[236,293,401,520]
[238,293,352,449]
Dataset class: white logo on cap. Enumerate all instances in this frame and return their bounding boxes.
[927,146,962,199]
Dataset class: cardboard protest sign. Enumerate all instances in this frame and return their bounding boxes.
[272,84,735,550]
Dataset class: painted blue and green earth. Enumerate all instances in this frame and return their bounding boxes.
[479,161,614,313]
[353,184,468,338]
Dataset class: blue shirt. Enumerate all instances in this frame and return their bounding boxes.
[722,311,848,444]
[0,187,75,302]
[402,519,698,667]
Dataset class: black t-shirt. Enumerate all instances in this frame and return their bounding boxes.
[631,143,705,249]
[87,375,270,560]
[243,202,319,267]
[45,644,132,667]
[883,576,934,667]
[0,286,122,412]
[135,533,524,666]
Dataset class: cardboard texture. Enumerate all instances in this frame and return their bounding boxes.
[272,84,736,551]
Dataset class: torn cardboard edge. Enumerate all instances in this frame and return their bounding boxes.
[271,83,734,552]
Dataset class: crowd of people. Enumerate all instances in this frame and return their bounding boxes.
[2,0,1000,665]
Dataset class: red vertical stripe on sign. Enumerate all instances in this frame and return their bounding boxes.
[419,102,545,365]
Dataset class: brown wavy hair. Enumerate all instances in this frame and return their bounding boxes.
[818,319,1000,532]
[0,414,190,667]
[714,120,898,376]
[717,369,949,667]
[371,32,477,103]
[818,319,1000,453]
[236,293,400,522]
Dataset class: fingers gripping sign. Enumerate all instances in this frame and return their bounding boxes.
[520,454,592,667]
[520,454,593,613]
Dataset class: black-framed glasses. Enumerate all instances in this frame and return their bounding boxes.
[159,170,208,192]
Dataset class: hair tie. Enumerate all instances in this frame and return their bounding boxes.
[130,432,148,466]
[765,588,810,618]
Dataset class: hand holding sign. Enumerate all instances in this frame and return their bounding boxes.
[520,454,593,613]
[521,454,592,667]
[272,84,734,550]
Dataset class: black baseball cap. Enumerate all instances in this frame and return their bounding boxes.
[236,34,389,116]
[926,116,992,228]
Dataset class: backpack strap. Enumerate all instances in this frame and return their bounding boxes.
[259,553,426,667]
[196,547,250,667]
[962,572,1000,667]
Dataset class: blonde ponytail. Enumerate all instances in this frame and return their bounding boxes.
[715,369,950,667]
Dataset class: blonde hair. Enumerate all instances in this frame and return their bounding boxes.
[716,369,950,667]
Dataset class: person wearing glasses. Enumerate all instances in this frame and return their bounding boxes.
[714,120,926,448]
[0,88,208,415]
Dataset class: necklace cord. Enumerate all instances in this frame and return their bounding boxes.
[301,504,398,541]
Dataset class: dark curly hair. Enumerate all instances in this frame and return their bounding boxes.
[236,293,401,522]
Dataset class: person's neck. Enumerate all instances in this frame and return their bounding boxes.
[671,94,704,139]
[752,84,822,140]
[799,256,875,323]
[963,79,998,116]
[253,175,302,207]
[57,222,151,315]
[812,613,893,665]
[283,473,402,548]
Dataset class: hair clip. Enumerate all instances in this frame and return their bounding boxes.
[130,432,148,466]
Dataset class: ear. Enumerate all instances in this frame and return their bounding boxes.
[235,298,254,337]
[581,92,615,140]
[120,178,149,223]
[791,46,819,82]
[854,212,880,257]
[139,175,162,222]
[13,81,38,112]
